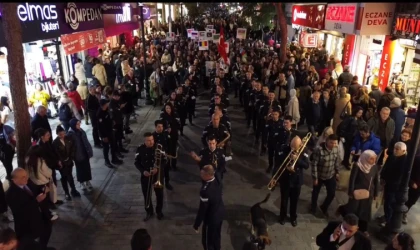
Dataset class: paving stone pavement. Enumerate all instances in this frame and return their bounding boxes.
[1,93,420,250]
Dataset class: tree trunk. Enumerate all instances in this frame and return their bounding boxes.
[275,3,288,64]
[1,3,32,168]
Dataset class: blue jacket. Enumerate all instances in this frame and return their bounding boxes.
[351,132,381,156]
[390,107,406,141]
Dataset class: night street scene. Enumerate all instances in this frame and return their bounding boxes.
[0,2,419,250]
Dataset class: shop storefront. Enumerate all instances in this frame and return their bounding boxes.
[353,3,396,88]
[291,4,326,49]
[103,3,139,49]
[324,3,360,65]
[56,2,105,81]
[0,3,63,97]
[391,12,420,106]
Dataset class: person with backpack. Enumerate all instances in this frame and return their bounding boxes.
[58,93,82,132]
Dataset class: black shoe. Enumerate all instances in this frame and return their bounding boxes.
[166,183,173,191]
[94,144,103,148]
[71,190,81,197]
[143,213,154,222]
[112,159,123,165]
[157,213,164,220]
[125,129,133,134]
[55,200,64,205]
[65,194,72,201]
[119,148,129,153]
[278,217,286,225]
[291,220,298,227]
[105,162,115,168]
[116,153,125,158]
[266,166,272,174]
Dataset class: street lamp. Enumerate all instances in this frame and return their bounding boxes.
[139,3,152,105]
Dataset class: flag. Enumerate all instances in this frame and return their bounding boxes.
[218,27,228,63]
[199,41,208,47]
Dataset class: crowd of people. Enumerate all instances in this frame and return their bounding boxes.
[0,12,417,250]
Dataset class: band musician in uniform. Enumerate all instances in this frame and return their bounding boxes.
[193,165,225,250]
[266,115,299,173]
[256,91,281,144]
[201,114,229,148]
[274,136,309,227]
[135,132,164,221]
[152,120,173,191]
[191,136,226,180]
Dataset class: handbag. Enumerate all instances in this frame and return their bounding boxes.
[339,101,350,120]
[48,179,58,203]
[353,171,372,200]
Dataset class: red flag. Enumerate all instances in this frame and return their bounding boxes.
[218,27,228,64]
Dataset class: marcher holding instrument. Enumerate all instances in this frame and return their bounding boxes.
[191,136,226,181]
[273,136,310,227]
[134,132,165,222]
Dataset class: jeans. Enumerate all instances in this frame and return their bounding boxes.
[384,190,397,223]
[311,177,336,212]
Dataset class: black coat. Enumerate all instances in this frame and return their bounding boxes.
[6,182,47,240]
[30,114,52,141]
[380,154,407,192]
[316,221,372,250]
[37,140,60,170]
[52,136,75,172]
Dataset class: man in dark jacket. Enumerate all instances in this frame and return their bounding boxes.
[377,87,395,114]
[368,107,395,165]
[316,213,372,250]
[305,91,322,139]
[368,83,382,108]
[30,106,52,142]
[6,168,54,250]
[84,56,94,83]
[118,84,134,135]
[86,83,101,147]
[319,89,335,134]
[380,142,407,226]
[97,99,123,168]
[403,150,420,224]
[103,57,116,89]
[389,97,406,141]
[115,54,124,85]
[338,65,353,88]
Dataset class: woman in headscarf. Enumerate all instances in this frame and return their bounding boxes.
[339,150,379,236]
[67,119,93,191]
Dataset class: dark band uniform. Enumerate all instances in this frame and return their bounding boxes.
[201,124,229,148]
[193,177,225,250]
[208,102,228,117]
[256,99,282,142]
[97,107,117,163]
[153,131,171,185]
[262,118,283,168]
[160,112,181,169]
[274,145,309,222]
[182,84,196,123]
[198,148,226,180]
[210,93,230,108]
[109,98,124,151]
[134,143,164,215]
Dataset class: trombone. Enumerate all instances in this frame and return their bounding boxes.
[146,143,164,209]
[217,132,231,148]
[267,133,312,191]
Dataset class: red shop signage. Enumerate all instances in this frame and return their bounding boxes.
[392,14,420,39]
[61,28,106,55]
[341,34,356,67]
[377,35,396,91]
[292,5,326,29]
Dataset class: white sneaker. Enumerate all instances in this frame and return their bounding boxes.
[81,182,88,190]
[86,181,93,190]
[50,214,59,221]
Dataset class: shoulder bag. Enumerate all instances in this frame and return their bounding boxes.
[353,168,373,200]
[339,101,350,120]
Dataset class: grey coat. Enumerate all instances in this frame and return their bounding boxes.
[367,116,395,148]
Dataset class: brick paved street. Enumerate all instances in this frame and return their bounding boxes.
[1,92,420,250]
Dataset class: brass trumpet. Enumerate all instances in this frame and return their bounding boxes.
[267,133,312,191]
[146,143,164,209]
